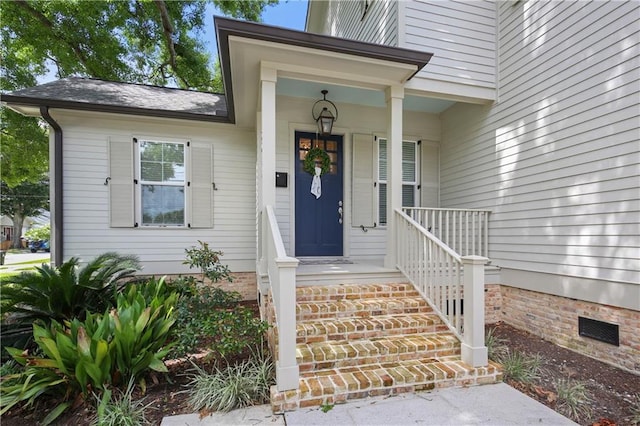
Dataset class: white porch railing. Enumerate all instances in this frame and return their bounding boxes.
[395,209,488,367]
[403,208,491,258]
[264,205,299,391]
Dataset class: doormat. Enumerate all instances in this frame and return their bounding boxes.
[298,258,354,265]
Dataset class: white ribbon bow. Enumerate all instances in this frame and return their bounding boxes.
[310,166,322,199]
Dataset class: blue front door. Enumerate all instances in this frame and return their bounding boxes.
[295,132,343,256]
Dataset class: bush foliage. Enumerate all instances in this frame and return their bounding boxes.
[0,278,177,423]
[183,240,233,284]
[0,246,270,423]
[1,253,141,355]
[186,345,274,413]
[167,277,268,359]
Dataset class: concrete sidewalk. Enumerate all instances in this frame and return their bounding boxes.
[161,383,576,425]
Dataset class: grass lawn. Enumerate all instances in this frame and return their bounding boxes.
[0,258,50,279]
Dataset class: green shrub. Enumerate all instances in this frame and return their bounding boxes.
[110,278,177,384]
[0,278,177,423]
[183,241,233,284]
[629,393,640,425]
[206,307,269,357]
[185,347,274,413]
[168,284,266,359]
[554,378,593,422]
[1,253,141,355]
[498,351,542,384]
[93,378,152,426]
[24,224,50,242]
[0,359,20,377]
[485,327,509,362]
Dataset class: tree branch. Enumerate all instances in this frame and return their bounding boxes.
[153,0,193,88]
[154,1,178,70]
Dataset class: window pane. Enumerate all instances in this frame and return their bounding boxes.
[166,163,185,182]
[402,142,416,182]
[141,162,163,181]
[162,143,184,163]
[140,141,184,182]
[379,183,387,225]
[402,184,415,207]
[141,185,185,226]
[140,141,162,162]
[299,138,311,150]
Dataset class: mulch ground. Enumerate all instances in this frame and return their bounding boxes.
[489,322,639,425]
[2,313,638,425]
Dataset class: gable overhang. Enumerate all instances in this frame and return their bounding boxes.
[215,17,433,128]
[1,95,229,123]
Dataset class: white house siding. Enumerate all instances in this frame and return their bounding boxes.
[402,0,496,101]
[306,0,496,100]
[275,95,440,264]
[439,1,640,309]
[50,110,257,275]
[309,0,398,46]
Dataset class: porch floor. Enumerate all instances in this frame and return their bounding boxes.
[295,260,403,286]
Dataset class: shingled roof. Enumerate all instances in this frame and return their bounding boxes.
[2,77,228,122]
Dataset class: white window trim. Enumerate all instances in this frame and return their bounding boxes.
[134,136,190,228]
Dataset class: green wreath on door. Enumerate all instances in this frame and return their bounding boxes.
[303,147,331,176]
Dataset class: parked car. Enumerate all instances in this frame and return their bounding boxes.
[28,239,50,253]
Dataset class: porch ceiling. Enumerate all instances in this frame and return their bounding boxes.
[215,17,433,128]
[276,78,456,114]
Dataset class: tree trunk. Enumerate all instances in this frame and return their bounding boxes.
[11,214,25,249]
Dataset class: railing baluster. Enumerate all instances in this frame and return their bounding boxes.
[484,212,489,258]
[472,212,476,258]
[394,209,490,345]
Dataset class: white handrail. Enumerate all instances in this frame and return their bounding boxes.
[395,209,488,367]
[265,205,299,391]
[402,207,491,258]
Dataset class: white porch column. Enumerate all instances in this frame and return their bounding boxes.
[258,65,277,275]
[384,85,404,269]
[461,255,489,367]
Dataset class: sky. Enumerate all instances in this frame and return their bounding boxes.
[203,0,309,63]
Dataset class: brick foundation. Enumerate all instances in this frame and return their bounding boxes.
[485,284,639,374]
[161,272,257,301]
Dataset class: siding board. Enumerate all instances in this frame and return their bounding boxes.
[440,1,640,292]
[54,111,256,274]
[404,0,497,93]
[313,0,398,46]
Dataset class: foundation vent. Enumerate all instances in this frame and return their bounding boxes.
[578,316,619,346]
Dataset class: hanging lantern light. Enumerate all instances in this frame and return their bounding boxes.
[312,90,338,137]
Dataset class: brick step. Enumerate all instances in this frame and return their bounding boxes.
[296,296,431,321]
[296,282,420,302]
[296,313,449,344]
[297,332,460,372]
[271,356,503,413]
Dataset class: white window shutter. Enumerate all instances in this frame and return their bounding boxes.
[352,133,376,227]
[189,142,213,228]
[108,136,135,227]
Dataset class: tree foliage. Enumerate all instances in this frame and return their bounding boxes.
[1,0,278,91]
[0,0,277,244]
[0,179,49,247]
[0,109,48,187]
